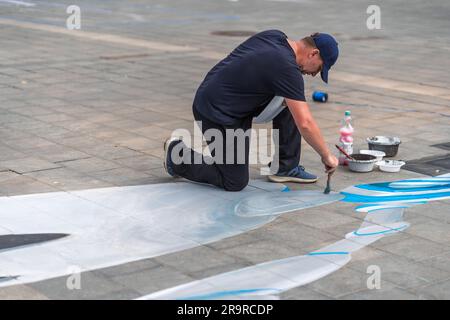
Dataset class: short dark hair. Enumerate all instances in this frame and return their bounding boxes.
[302,33,320,48]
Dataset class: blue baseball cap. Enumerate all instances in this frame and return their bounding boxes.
[311,33,339,83]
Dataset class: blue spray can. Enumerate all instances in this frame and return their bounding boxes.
[312,91,328,102]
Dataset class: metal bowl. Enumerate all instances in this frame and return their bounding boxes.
[348,154,378,173]
[367,136,401,157]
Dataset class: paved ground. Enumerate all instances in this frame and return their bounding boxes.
[0,0,449,299]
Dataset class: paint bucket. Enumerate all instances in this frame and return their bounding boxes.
[312,91,328,102]
[347,154,378,173]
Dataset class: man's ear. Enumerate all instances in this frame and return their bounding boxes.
[311,48,320,58]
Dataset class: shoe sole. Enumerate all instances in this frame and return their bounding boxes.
[267,175,318,184]
[163,137,181,178]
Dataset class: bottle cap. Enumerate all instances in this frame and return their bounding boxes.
[345,110,351,116]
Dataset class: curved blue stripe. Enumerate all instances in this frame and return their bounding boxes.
[355,204,410,212]
[355,201,427,210]
[354,182,450,193]
[365,206,409,213]
[341,191,450,203]
[353,225,408,236]
[391,179,450,183]
[178,288,281,300]
[307,251,349,256]
[387,179,450,183]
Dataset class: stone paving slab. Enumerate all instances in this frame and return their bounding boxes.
[0,0,449,300]
[0,157,63,174]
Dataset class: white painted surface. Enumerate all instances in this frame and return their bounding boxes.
[0,180,342,287]
[138,174,450,300]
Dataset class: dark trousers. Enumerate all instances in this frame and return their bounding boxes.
[172,106,301,191]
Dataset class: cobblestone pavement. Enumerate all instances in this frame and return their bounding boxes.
[0,0,449,299]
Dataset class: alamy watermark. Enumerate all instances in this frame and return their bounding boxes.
[366,5,381,30]
[66,5,81,30]
[366,265,381,290]
[66,265,82,290]
[170,121,279,175]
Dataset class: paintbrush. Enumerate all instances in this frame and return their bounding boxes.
[324,173,331,194]
[335,144,355,160]
[324,144,352,194]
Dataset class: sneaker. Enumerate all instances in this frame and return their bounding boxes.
[163,137,182,178]
[268,165,318,183]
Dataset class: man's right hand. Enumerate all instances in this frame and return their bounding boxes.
[322,153,339,174]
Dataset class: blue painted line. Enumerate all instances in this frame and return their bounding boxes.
[355,202,427,211]
[307,251,349,256]
[357,206,410,213]
[366,201,427,211]
[390,179,450,183]
[391,178,450,183]
[281,186,290,192]
[367,206,409,213]
[353,225,408,236]
[177,288,281,300]
[354,182,450,193]
[341,190,450,203]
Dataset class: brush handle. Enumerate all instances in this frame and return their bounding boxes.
[324,172,331,194]
[335,144,354,160]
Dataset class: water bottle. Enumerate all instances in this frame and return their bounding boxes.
[338,110,354,166]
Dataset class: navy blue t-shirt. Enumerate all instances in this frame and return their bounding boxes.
[193,30,305,126]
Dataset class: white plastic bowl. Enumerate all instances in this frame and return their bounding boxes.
[359,150,386,162]
[376,160,406,173]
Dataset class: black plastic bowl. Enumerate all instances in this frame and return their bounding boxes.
[367,136,401,157]
[368,143,400,157]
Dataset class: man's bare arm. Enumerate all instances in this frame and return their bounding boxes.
[285,98,338,173]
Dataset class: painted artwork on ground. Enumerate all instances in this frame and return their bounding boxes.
[1,173,449,299]
[0,180,342,287]
[138,174,450,300]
